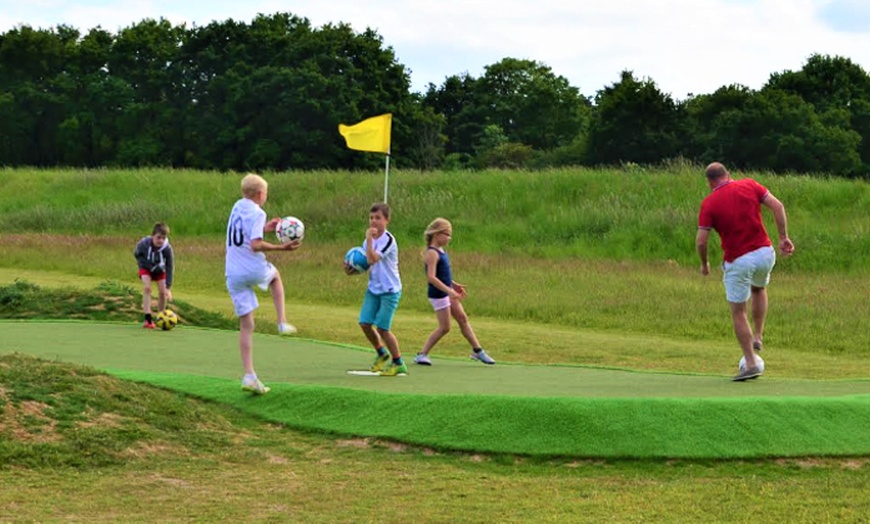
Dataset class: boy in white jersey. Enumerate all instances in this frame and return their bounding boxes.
[226,173,301,394]
[345,203,406,376]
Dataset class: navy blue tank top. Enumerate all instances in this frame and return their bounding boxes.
[426,247,453,298]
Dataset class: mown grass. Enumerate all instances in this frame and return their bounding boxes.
[2,234,869,367]
[2,167,870,521]
[2,353,870,522]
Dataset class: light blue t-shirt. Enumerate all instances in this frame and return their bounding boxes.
[364,231,401,295]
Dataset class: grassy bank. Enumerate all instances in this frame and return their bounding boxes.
[3,353,870,522]
[3,167,870,521]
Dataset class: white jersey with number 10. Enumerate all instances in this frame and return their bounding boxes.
[225,198,269,279]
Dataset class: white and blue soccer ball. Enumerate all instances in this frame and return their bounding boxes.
[738,354,765,373]
[344,246,370,273]
[276,216,304,244]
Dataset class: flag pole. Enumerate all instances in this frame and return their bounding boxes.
[383,152,391,204]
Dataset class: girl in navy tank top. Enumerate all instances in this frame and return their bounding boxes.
[414,218,495,366]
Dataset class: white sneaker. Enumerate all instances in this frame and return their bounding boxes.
[278,323,297,335]
[241,377,270,395]
[470,349,495,365]
[414,353,432,366]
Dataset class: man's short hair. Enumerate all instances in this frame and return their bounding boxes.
[705,162,729,180]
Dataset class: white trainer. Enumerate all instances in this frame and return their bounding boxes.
[241,377,270,395]
[470,349,495,365]
[278,323,297,335]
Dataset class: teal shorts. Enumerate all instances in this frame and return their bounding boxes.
[359,290,401,331]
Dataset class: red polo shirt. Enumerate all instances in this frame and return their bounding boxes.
[699,178,772,263]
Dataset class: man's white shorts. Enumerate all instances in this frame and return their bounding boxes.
[722,246,776,303]
[428,296,451,311]
[226,263,278,317]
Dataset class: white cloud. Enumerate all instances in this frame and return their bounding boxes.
[1,0,869,99]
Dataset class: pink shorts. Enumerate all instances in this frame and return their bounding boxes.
[428,296,451,311]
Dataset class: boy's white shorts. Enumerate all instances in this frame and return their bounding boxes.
[722,246,776,303]
[226,263,278,317]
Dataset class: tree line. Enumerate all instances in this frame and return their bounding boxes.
[1,13,868,177]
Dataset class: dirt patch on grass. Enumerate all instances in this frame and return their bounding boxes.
[0,397,60,443]
[77,410,125,429]
[123,441,190,460]
[147,473,192,488]
[336,438,371,449]
[266,453,290,464]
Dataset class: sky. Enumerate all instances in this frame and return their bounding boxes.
[1,0,869,101]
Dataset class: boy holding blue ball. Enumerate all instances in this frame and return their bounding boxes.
[345,203,406,376]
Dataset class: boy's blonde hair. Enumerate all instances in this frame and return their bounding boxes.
[424,217,452,245]
[241,173,267,198]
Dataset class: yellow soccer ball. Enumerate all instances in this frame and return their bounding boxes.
[155,310,179,331]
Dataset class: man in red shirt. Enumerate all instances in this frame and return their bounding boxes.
[697,162,795,381]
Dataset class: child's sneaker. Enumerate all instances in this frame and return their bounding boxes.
[732,366,763,382]
[470,349,496,365]
[143,320,156,329]
[380,362,408,376]
[241,376,271,395]
[278,323,297,335]
[414,353,432,366]
[370,353,391,373]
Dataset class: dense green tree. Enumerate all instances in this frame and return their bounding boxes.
[586,71,684,165]
[424,60,589,158]
[1,18,868,176]
[108,18,186,166]
[685,85,861,175]
[765,54,870,176]
[682,84,755,161]
[423,73,485,156]
[766,54,870,112]
[476,58,589,150]
[0,25,78,165]
[56,28,127,166]
[179,14,416,171]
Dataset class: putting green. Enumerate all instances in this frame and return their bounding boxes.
[6,320,870,458]
[5,321,870,398]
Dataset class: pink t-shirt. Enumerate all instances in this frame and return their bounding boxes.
[699,178,772,263]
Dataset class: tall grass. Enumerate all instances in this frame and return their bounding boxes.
[1,166,868,271]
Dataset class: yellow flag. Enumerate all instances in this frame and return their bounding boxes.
[338,113,392,154]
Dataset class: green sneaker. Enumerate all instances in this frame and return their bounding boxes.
[380,362,408,376]
[370,353,391,373]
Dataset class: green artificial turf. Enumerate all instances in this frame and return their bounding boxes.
[5,320,870,458]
